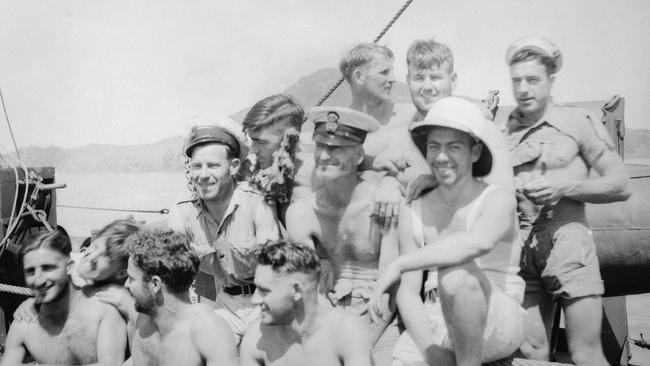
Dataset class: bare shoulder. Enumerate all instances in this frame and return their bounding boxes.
[83,295,123,319]
[322,308,365,336]
[479,184,516,212]
[286,193,316,220]
[188,303,230,330]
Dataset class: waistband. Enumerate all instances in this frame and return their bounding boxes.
[337,264,379,282]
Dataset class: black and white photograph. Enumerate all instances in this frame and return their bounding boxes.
[1,1,649,365]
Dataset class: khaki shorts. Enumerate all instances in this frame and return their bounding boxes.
[519,220,604,300]
[392,288,525,364]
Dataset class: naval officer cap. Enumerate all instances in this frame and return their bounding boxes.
[505,35,562,73]
[183,116,249,160]
[309,106,380,147]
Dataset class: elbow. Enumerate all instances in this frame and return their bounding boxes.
[618,180,632,201]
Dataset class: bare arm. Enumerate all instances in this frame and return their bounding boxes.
[0,322,28,366]
[285,201,316,249]
[194,311,239,366]
[95,306,127,366]
[563,149,630,202]
[396,187,515,272]
[394,208,438,358]
[239,321,265,366]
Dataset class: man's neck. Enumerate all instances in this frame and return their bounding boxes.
[435,175,481,210]
[517,103,551,126]
[283,297,322,340]
[39,283,75,324]
[149,292,192,336]
[201,181,236,224]
[349,94,393,124]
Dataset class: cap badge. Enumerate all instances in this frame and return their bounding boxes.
[325,112,339,132]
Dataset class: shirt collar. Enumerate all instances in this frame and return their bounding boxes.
[194,185,242,226]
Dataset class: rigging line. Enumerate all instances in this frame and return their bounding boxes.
[58,204,169,215]
[315,0,415,107]
[0,86,20,159]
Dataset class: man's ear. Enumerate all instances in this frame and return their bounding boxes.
[356,146,365,167]
[352,67,364,85]
[549,73,555,87]
[451,72,458,91]
[471,142,483,163]
[149,275,163,295]
[229,158,241,176]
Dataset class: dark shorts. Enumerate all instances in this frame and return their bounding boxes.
[519,219,604,300]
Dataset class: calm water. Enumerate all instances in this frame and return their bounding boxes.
[55,172,650,365]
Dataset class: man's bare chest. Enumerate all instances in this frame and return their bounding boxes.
[26,316,99,364]
[315,204,381,262]
[263,335,341,366]
[133,324,202,366]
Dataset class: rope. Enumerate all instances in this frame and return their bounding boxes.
[58,204,169,215]
[315,0,415,106]
[0,283,33,296]
[0,87,20,159]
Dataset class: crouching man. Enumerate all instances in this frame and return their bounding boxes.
[371,97,526,366]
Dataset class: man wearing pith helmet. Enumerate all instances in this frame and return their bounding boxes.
[159,116,280,344]
[286,106,400,366]
[370,97,526,365]
[499,36,630,364]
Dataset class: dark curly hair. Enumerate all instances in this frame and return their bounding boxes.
[257,240,320,281]
[127,230,199,294]
[242,94,305,134]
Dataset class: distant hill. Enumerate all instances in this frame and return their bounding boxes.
[18,136,185,173]
[12,68,650,173]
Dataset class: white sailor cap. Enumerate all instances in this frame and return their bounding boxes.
[309,106,380,147]
[505,35,562,72]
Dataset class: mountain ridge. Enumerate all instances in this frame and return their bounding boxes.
[11,68,650,173]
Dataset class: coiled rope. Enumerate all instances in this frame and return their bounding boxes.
[315,0,415,106]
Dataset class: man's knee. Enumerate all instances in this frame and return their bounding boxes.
[438,266,484,299]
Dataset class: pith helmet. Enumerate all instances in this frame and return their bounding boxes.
[409,97,494,177]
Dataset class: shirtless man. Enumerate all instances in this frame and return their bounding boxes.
[340,43,412,230]
[124,230,238,366]
[286,106,399,366]
[370,97,526,366]
[1,230,126,366]
[498,36,630,365]
[240,240,372,366]
[340,43,412,129]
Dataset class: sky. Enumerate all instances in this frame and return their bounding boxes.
[0,0,649,150]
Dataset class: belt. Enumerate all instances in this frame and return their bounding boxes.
[223,284,256,296]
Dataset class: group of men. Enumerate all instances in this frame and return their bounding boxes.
[1,34,630,366]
